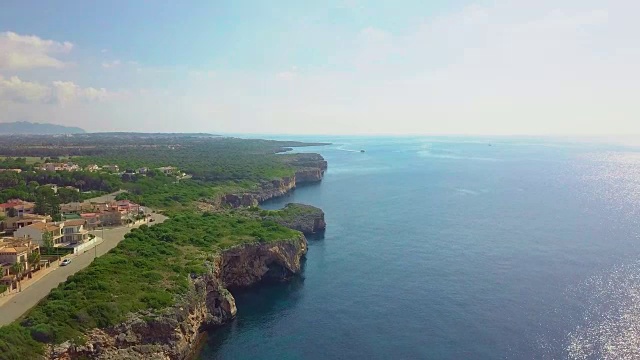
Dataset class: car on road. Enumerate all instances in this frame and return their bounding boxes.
[149,218,155,222]
[60,259,71,266]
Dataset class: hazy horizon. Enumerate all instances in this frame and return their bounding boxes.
[1,1,638,135]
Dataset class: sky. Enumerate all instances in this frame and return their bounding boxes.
[0,0,638,135]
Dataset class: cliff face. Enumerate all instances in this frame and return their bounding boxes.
[264,204,326,235]
[222,153,327,208]
[222,235,308,288]
[294,168,323,184]
[222,175,296,208]
[47,236,307,360]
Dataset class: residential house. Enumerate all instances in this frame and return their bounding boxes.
[2,214,50,232]
[62,163,79,171]
[85,164,100,172]
[42,163,59,171]
[61,202,92,214]
[80,213,100,230]
[0,237,41,291]
[137,167,148,174]
[98,208,123,226]
[157,166,176,175]
[116,200,140,214]
[42,162,79,172]
[88,201,115,213]
[0,199,35,217]
[62,219,89,244]
[102,164,119,173]
[15,222,64,246]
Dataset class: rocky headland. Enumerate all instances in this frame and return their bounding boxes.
[45,153,327,360]
[261,204,326,235]
[221,153,327,208]
[47,236,308,360]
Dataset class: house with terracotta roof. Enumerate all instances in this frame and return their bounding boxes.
[2,214,50,232]
[0,237,42,292]
[62,219,89,244]
[80,213,100,230]
[0,199,35,217]
[116,199,141,214]
[15,222,64,246]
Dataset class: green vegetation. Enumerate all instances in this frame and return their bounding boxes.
[0,134,325,359]
[0,169,116,204]
[0,213,299,355]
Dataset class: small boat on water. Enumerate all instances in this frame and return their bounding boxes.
[360,150,365,153]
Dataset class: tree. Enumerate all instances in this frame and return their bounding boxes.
[75,180,85,192]
[42,231,54,251]
[10,261,24,292]
[6,207,17,218]
[27,251,41,277]
[34,196,47,215]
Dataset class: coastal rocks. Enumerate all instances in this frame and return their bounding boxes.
[264,204,326,235]
[222,235,308,288]
[222,193,259,208]
[284,153,328,172]
[46,237,307,360]
[219,153,327,209]
[294,168,323,184]
[221,176,296,208]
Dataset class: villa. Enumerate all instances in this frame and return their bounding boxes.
[62,219,89,244]
[2,214,50,232]
[0,199,35,217]
[0,237,44,293]
[15,222,64,247]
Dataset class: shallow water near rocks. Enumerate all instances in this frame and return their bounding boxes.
[199,136,640,359]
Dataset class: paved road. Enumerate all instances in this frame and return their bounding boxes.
[0,213,167,326]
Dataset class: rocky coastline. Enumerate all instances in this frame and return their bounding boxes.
[221,153,327,208]
[46,154,327,360]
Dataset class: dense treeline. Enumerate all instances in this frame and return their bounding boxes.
[0,170,118,204]
[0,212,300,358]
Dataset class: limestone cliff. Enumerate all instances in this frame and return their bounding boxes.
[294,168,323,184]
[47,236,307,360]
[222,176,296,208]
[263,204,326,235]
[221,153,327,208]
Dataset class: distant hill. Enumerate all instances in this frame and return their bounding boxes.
[0,121,85,135]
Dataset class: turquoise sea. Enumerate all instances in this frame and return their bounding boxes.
[199,136,640,359]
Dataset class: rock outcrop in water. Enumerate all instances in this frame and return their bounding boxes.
[47,236,308,360]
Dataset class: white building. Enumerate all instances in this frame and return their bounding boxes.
[15,222,64,246]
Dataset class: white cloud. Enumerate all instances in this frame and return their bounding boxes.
[52,81,108,105]
[101,60,121,69]
[0,75,51,103]
[0,75,109,105]
[2,1,640,135]
[0,32,73,70]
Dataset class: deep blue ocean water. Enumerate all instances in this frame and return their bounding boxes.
[199,136,640,359]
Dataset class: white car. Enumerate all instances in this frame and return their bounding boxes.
[60,259,71,266]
